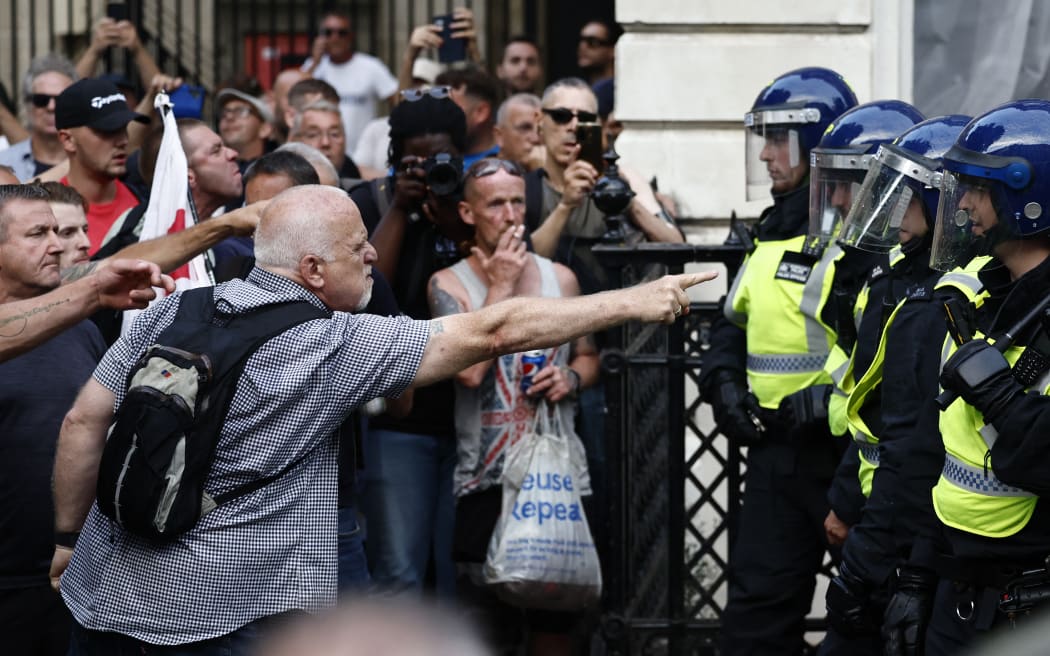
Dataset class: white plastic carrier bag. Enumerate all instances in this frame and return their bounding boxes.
[483,400,602,610]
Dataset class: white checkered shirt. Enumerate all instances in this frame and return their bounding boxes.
[61,267,430,644]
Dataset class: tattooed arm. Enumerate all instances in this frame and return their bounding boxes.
[426,268,496,388]
[1,259,173,362]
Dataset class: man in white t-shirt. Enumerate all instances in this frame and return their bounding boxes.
[303,10,399,155]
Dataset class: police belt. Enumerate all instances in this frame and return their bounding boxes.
[933,553,1044,590]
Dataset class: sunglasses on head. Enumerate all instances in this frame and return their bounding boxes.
[322,28,350,37]
[579,36,611,48]
[400,85,452,102]
[28,93,58,108]
[467,158,524,179]
[542,107,598,125]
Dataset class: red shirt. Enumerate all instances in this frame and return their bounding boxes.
[61,177,140,254]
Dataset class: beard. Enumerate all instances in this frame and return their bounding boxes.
[353,282,373,312]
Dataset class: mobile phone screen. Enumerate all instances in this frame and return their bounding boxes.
[576,122,605,171]
[434,14,466,63]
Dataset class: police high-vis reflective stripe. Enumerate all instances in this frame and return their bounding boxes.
[725,234,837,409]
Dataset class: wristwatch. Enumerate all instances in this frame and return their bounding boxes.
[55,530,80,549]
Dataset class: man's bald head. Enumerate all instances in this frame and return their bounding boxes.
[254,185,360,270]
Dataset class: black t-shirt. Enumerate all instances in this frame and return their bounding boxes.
[0,321,105,588]
[350,178,459,438]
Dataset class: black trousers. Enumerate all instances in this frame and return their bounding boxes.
[720,440,840,656]
[0,583,72,656]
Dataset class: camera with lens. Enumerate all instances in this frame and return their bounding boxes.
[422,152,464,197]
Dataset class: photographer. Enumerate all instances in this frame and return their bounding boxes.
[347,90,469,597]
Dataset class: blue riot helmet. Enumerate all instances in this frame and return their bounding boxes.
[839,115,971,253]
[931,99,1050,271]
[744,67,857,201]
[808,100,925,248]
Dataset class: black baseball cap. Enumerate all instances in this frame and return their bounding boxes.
[55,78,150,131]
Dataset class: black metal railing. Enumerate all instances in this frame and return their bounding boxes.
[593,242,835,655]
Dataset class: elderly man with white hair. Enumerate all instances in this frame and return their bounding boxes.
[50,184,715,654]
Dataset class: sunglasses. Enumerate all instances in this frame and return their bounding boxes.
[29,93,58,108]
[467,158,524,179]
[579,36,611,48]
[542,107,598,125]
[400,85,452,102]
[322,28,351,37]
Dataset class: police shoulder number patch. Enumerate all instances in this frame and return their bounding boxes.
[774,250,814,284]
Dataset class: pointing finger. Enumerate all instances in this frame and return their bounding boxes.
[676,271,718,290]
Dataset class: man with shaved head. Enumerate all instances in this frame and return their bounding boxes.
[50,184,717,654]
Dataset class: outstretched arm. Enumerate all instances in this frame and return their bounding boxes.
[413,271,716,387]
[61,203,265,282]
[0,259,173,362]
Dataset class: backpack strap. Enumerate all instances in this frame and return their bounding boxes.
[164,287,331,509]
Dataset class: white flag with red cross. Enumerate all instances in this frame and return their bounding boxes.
[121,91,213,336]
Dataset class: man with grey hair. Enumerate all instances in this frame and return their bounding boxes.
[494,93,542,170]
[50,183,715,654]
[289,100,362,186]
[0,54,78,181]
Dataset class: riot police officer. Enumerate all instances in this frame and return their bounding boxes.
[795,101,928,655]
[817,115,971,653]
[921,99,1050,652]
[702,67,857,656]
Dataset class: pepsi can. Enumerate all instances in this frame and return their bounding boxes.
[520,350,547,392]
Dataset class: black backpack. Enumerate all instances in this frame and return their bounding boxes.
[96,287,329,541]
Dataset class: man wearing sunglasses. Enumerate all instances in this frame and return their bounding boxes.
[527,78,682,296]
[303,10,399,155]
[0,54,77,182]
[576,20,620,86]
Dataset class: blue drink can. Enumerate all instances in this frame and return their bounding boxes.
[520,350,547,392]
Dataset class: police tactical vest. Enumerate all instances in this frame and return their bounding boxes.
[825,246,905,440]
[845,256,989,497]
[724,235,838,409]
[931,265,1047,538]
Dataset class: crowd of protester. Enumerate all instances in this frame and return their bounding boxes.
[0,8,691,656]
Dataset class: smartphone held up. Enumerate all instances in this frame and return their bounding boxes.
[433,14,466,63]
[576,122,605,171]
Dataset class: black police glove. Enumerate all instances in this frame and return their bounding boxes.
[939,339,1023,424]
[777,384,832,431]
[881,566,936,656]
[826,560,881,637]
[708,370,763,446]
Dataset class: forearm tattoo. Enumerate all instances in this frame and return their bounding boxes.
[0,298,71,337]
[61,261,99,283]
